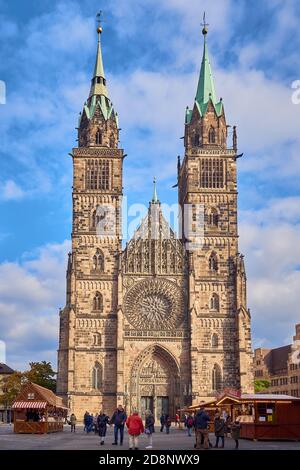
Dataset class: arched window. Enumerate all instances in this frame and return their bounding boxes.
[212,364,222,391]
[93,249,104,272]
[95,129,102,145]
[92,362,102,390]
[208,208,219,227]
[210,294,220,311]
[93,333,101,346]
[208,126,216,144]
[209,252,218,272]
[211,333,219,348]
[91,208,99,230]
[194,133,200,147]
[93,292,103,312]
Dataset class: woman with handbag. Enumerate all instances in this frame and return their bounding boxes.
[145,410,155,449]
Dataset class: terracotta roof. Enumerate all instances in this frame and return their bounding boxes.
[0,363,14,375]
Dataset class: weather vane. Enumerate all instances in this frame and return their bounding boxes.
[201,11,209,35]
[96,11,103,34]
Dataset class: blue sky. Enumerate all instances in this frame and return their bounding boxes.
[0,0,300,370]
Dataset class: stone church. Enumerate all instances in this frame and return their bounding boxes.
[57,21,253,419]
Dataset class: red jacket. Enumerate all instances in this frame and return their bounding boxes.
[126,413,144,436]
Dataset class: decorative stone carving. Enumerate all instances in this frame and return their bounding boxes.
[124,278,185,330]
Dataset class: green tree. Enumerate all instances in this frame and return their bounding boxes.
[25,361,57,392]
[0,371,25,407]
[254,379,270,393]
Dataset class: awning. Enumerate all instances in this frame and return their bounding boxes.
[12,401,47,409]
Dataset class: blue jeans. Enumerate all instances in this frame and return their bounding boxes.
[187,427,192,436]
[114,425,124,444]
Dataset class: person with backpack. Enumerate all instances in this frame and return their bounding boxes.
[186,414,194,437]
[126,409,144,450]
[110,404,127,445]
[165,414,172,434]
[214,412,225,448]
[97,411,110,445]
[145,410,155,449]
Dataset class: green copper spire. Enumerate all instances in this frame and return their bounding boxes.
[152,177,159,203]
[93,31,105,79]
[185,17,223,124]
[195,28,217,106]
[89,23,108,99]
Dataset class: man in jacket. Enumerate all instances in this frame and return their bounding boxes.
[194,406,210,449]
[110,404,127,445]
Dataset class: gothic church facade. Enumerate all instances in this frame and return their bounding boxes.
[57,22,253,419]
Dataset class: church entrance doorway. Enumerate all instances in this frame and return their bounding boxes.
[130,345,180,422]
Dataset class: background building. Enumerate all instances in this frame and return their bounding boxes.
[57,21,253,419]
[254,323,300,397]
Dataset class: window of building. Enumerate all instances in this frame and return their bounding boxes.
[95,129,102,145]
[211,333,219,348]
[210,294,220,311]
[92,362,102,390]
[93,333,101,346]
[209,252,218,272]
[93,292,103,312]
[194,133,200,147]
[208,208,219,227]
[93,249,104,272]
[212,364,222,391]
[86,159,110,190]
[208,126,216,144]
[199,158,224,189]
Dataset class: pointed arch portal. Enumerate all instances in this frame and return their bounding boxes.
[130,345,180,420]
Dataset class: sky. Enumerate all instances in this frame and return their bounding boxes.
[0,0,300,371]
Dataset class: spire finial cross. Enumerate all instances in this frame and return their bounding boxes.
[96,11,103,36]
[201,11,209,35]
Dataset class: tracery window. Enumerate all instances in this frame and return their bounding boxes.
[200,158,224,189]
[86,160,110,190]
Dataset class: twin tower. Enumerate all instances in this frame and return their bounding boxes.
[57,21,253,418]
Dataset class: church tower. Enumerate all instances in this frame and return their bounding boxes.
[178,22,253,401]
[57,23,123,414]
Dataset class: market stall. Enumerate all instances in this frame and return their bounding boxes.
[187,392,300,441]
[12,382,67,434]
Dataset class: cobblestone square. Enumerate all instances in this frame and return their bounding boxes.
[1,424,300,451]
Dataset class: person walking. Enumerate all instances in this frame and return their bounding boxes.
[165,414,172,434]
[86,413,93,433]
[83,411,89,433]
[194,405,210,450]
[214,412,225,448]
[145,410,155,449]
[230,420,241,449]
[110,404,127,446]
[126,409,144,450]
[70,413,77,433]
[175,412,180,427]
[186,414,194,437]
[97,411,109,445]
[160,413,165,432]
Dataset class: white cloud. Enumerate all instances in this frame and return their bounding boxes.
[0,240,70,370]
[1,180,25,200]
[239,198,300,348]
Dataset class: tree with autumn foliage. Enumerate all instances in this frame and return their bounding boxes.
[0,361,57,407]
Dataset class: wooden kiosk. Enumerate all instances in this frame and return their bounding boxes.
[12,382,67,434]
[187,392,300,441]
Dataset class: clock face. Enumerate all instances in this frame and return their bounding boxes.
[124,278,185,330]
